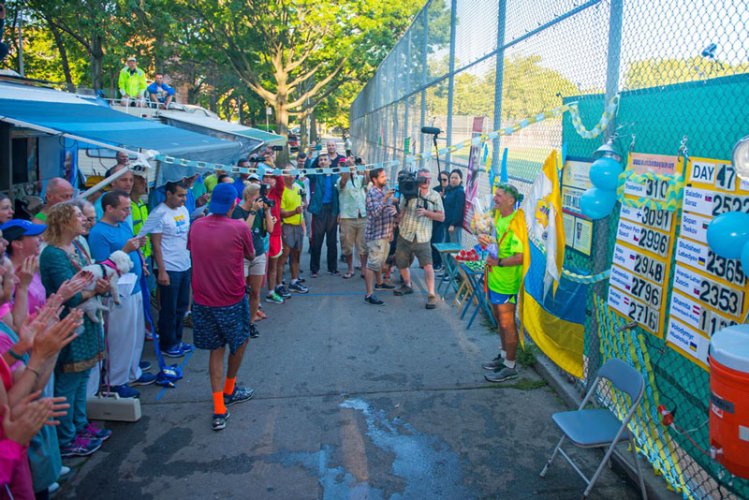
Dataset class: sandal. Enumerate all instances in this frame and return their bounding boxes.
[342,272,354,279]
[255,310,267,321]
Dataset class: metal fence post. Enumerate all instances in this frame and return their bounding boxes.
[587,0,624,387]
[491,0,508,178]
[419,6,429,170]
[445,0,458,170]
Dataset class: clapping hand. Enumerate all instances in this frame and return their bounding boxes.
[3,392,70,446]
[16,256,39,288]
[58,270,94,301]
[31,309,82,360]
[16,295,64,354]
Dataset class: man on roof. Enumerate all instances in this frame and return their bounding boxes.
[147,72,175,110]
[118,57,147,107]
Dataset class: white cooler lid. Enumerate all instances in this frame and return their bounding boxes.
[711,324,749,373]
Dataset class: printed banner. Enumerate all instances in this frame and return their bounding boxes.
[463,117,485,233]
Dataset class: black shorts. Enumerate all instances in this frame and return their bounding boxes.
[192,296,251,354]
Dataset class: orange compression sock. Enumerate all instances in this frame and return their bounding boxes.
[212,392,227,415]
[223,377,236,397]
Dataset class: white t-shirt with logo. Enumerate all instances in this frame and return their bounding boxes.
[139,203,191,272]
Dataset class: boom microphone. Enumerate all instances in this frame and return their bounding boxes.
[421,126,441,135]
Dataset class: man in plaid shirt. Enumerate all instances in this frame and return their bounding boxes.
[394,168,444,309]
[363,168,398,305]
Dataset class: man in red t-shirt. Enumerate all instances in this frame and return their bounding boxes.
[188,183,256,431]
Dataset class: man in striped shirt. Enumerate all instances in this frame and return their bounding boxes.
[363,168,397,305]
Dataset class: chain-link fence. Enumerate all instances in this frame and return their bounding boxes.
[350,1,749,498]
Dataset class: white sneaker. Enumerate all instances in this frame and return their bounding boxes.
[49,482,60,494]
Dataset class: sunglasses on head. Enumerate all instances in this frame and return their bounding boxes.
[497,183,522,202]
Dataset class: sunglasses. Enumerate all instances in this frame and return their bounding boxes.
[440,178,448,182]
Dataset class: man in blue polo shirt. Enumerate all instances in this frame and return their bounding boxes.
[88,190,155,398]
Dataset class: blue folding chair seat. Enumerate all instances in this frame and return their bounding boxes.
[552,409,632,447]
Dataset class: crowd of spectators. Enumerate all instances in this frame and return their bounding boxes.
[0,138,477,497]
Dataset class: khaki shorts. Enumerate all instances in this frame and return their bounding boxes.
[395,235,432,269]
[243,253,267,277]
[366,238,390,271]
[340,218,367,257]
[282,224,304,251]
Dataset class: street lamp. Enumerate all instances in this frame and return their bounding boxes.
[733,135,749,181]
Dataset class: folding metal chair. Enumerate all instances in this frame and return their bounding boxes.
[539,358,648,499]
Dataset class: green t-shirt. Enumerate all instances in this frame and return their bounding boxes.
[486,210,523,295]
[204,174,219,194]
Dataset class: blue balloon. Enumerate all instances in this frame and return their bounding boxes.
[579,187,617,220]
[589,157,623,191]
[742,241,749,279]
[707,211,749,259]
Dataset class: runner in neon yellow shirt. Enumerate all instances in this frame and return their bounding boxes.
[479,184,524,383]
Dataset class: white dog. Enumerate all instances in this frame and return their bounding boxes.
[77,250,133,323]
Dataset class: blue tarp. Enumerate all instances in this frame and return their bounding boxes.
[0,96,241,166]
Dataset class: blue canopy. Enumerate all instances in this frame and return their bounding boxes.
[0,97,240,161]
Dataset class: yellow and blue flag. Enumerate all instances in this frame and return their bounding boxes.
[515,150,584,378]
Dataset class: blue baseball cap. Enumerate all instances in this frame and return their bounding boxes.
[208,183,238,215]
[1,219,47,242]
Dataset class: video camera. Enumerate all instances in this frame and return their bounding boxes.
[397,171,429,200]
[259,184,275,208]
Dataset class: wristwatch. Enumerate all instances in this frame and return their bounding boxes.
[248,210,257,215]
[498,258,504,267]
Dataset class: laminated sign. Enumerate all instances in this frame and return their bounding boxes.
[607,153,683,338]
[561,159,593,256]
[666,157,749,370]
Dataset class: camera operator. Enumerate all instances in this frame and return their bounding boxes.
[393,168,444,309]
[232,183,274,338]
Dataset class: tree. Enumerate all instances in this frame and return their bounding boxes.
[425,55,578,126]
[625,57,749,89]
[186,0,423,139]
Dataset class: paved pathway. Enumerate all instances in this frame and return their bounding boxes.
[59,256,637,499]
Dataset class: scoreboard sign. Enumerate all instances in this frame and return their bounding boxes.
[666,157,749,370]
[607,153,683,337]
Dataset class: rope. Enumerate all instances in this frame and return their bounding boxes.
[152,94,621,177]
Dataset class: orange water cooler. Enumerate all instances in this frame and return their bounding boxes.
[709,324,749,479]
